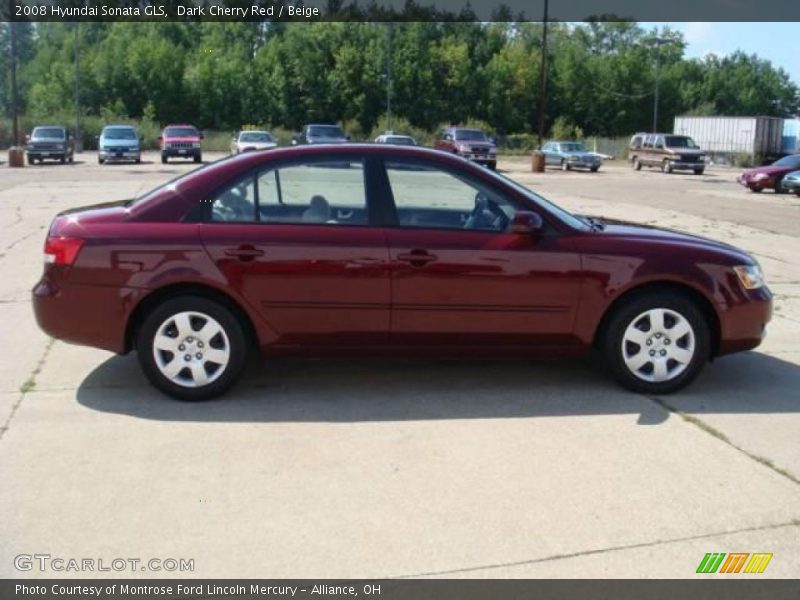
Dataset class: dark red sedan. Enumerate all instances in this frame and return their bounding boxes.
[33,145,772,400]
[738,154,800,192]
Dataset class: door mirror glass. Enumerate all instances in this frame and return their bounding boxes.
[510,211,543,234]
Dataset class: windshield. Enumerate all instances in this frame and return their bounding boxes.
[773,155,800,168]
[665,136,698,149]
[102,127,137,140]
[385,136,415,145]
[454,129,487,142]
[164,127,199,138]
[490,171,590,231]
[239,132,274,143]
[308,125,346,138]
[560,142,585,153]
[31,127,65,140]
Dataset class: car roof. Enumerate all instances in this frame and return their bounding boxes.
[164,124,198,128]
[103,124,136,129]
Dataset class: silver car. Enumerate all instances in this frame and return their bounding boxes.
[230,130,278,154]
[780,170,800,196]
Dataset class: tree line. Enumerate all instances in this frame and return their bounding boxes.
[2,21,798,142]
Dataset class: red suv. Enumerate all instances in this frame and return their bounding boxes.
[159,124,203,164]
[33,145,771,400]
[435,126,497,170]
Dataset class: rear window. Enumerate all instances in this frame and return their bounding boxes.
[164,127,199,138]
[454,129,487,142]
[239,132,274,143]
[308,125,346,138]
[103,127,137,140]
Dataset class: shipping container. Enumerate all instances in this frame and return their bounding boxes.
[782,118,800,155]
[673,116,784,164]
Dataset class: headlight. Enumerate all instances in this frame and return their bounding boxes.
[734,265,765,290]
[753,173,769,181]
[568,155,579,160]
[192,142,201,148]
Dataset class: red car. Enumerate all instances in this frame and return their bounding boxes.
[33,145,771,400]
[159,124,203,164]
[737,154,800,192]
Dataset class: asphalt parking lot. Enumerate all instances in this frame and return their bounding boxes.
[1,152,798,578]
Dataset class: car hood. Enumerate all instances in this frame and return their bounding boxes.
[237,142,277,149]
[588,217,754,263]
[563,150,596,157]
[742,165,794,177]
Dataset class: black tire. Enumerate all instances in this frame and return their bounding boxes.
[590,166,600,173]
[694,168,704,175]
[60,155,66,164]
[632,158,642,171]
[487,161,497,171]
[751,187,762,193]
[662,160,672,174]
[561,159,569,171]
[135,158,141,164]
[98,157,105,164]
[136,296,249,401]
[194,153,202,163]
[161,154,168,164]
[27,155,36,165]
[601,291,710,395]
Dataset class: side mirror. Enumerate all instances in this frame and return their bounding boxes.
[200,132,205,140]
[25,134,30,143]
[510,211,543,235]
[95,135,100,141]
[346,135,351,141]
[157,136,163,143]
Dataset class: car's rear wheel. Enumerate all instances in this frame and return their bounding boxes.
[602,291,710,394]
[136,296,248,400]
[632,158,641,171]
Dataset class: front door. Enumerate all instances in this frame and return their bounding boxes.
[380,159,582,348]
[200,157,390,347]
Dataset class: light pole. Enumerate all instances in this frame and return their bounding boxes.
[385,23,393,133]
[9,22,19,146]
[649,37,671,133]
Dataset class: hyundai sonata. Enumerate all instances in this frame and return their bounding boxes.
[33,145,772,400]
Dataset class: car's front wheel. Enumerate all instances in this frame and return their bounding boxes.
[136,296,248,400]
[602,291,710,394]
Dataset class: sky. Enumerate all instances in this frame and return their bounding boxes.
[644,23,800,85]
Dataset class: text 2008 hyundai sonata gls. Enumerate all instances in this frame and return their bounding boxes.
[33,145,772,400]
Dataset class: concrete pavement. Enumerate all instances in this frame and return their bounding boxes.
[0,153,798,578]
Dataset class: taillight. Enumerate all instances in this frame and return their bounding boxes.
[44,236,84,266]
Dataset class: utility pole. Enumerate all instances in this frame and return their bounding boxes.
[536,0,549,148]
[9,22,19,146]
[74,23,82,152]
[385,24,393,133]
[650,37,670,133]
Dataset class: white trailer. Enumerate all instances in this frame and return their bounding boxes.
[673,116,784,164]
[783,118,800,155]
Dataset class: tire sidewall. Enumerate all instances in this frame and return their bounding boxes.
[136,296,248,400]
[602,292,710,394]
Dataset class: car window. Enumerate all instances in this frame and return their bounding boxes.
[385,161,520,232]
[210,177,257,223]
[165,127,199,137]
[256,159,368,225]
[772,155,800,169]
[103,128,137,140]
[32,127,66,140]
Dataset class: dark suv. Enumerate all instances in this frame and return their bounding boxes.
[159,124,203,164]
[26,126,75,165]
[435,126,497,170]
[629,133,706,175]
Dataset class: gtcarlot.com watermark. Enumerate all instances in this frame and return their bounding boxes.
[14,553,194,573]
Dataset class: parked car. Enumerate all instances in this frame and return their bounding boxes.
[435,126,497,170]
[292,124,350,145]
[779,170,800,196]
[374,133,417,146]
[159,124,203,164]
[737,154,800,193]
[629,133,706,175]
[97,125,141,164]
[230,130,278,154]
[26,126,74,165]
[541,140,602,172]
[32,145,771,400]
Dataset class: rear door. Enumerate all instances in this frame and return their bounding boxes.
[380,158,582,348]
[199,155,391,347]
